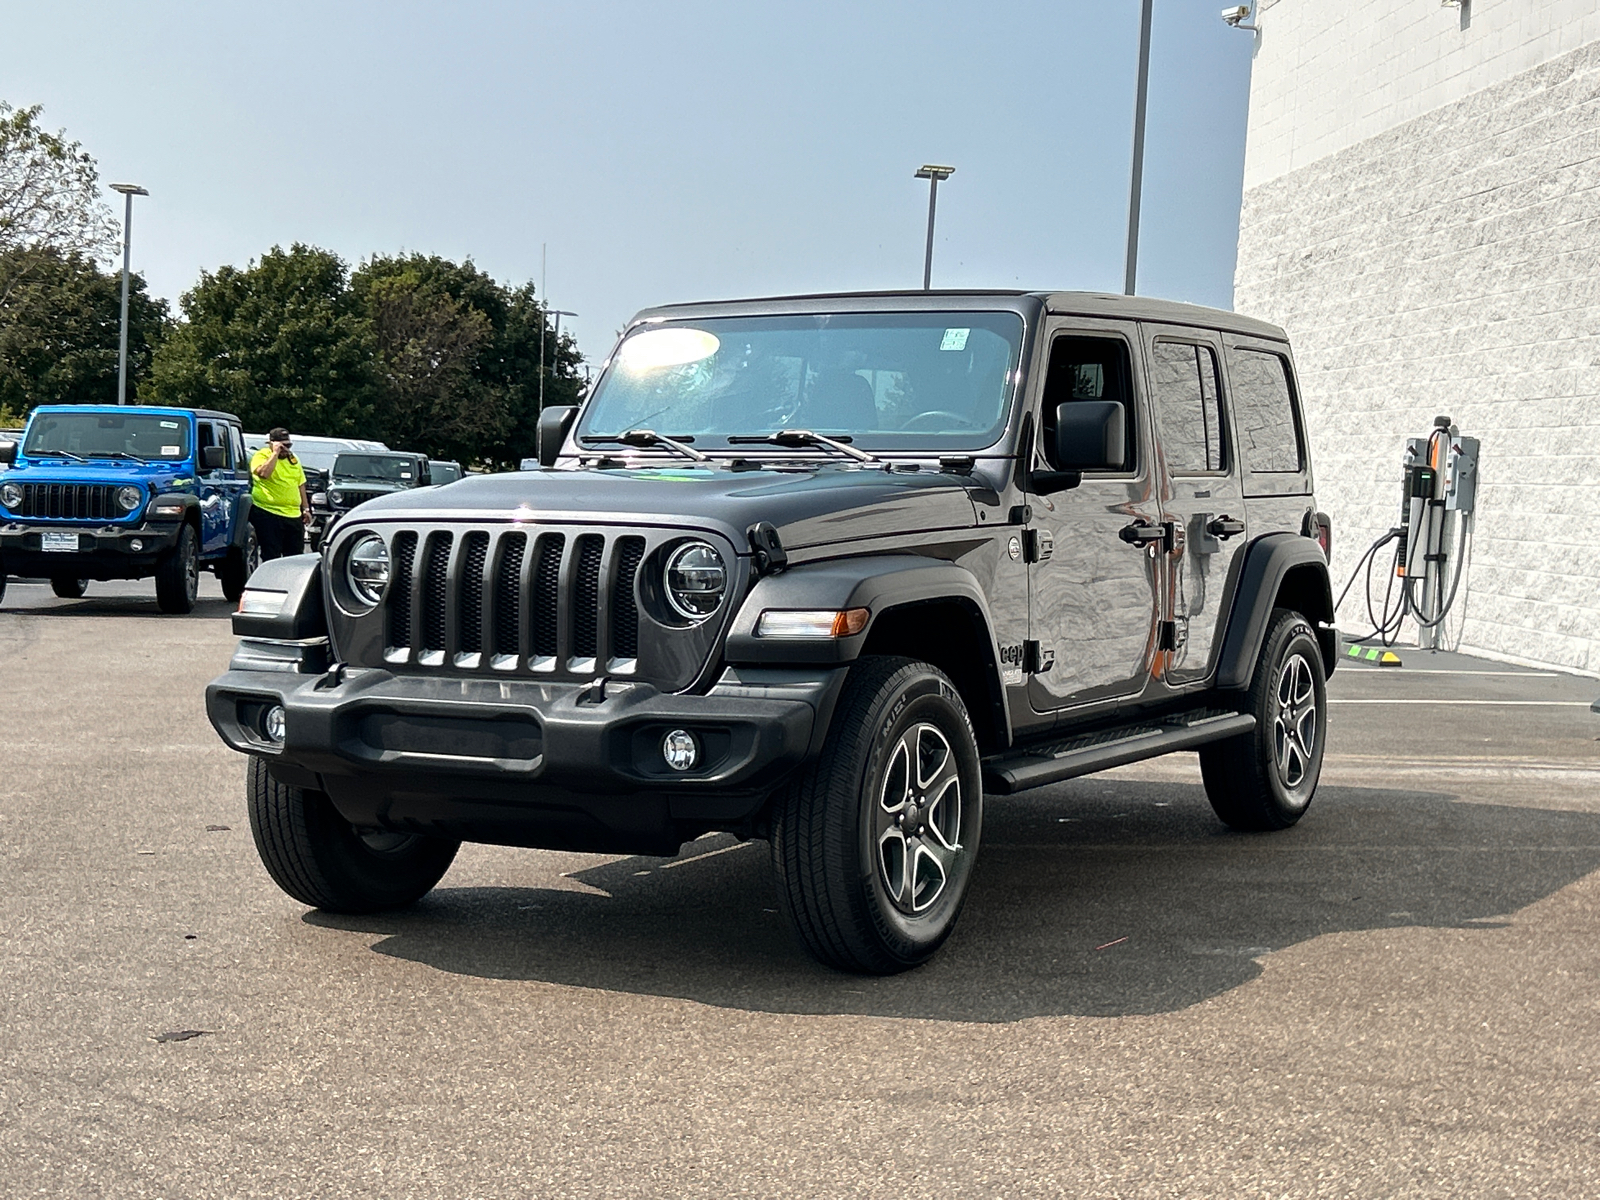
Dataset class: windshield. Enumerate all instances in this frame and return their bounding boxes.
[580,311,1024,452]
[333,454,420,482]
[23,411,191,461]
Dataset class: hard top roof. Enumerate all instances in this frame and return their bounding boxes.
[30,403,242,424]
[631,289,1286,342]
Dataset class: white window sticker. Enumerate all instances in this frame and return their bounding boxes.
[939,328,970,352]
[160,420,180,428]
[161,445,180,455]
[400,471,412,479]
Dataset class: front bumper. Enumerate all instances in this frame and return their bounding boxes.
[206,662,845,855]
[0,520,183,578]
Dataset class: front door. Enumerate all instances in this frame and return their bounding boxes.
[1025,324,1164,712]
[1144,327,1249,684]
[196,421,245,557]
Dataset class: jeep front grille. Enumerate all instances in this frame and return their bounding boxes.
[333,489,388,510]
[13,483,122,520]
[382,527,650,677]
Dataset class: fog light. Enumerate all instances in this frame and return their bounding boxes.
[662,729,698,772]
[262,705,286,744]
[129,538,144,551]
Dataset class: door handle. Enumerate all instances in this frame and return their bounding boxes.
[1205,515,1246,540]
[1118,520,1166,546]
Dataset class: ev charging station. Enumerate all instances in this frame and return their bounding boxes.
[1398,417,1479,650]
[1337,415,1480,654]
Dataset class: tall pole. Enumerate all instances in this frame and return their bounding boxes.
[1124,0,1154,296]
[111,185,149,403]
[538,243,547,413]
[914,165,955,290]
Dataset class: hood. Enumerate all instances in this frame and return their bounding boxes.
[4,458,197,492]
[342,462,980,553]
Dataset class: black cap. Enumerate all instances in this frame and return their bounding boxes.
[268,427,291,442]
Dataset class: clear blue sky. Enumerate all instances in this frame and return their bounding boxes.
[4,0,1257,362]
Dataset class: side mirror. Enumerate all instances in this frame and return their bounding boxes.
[417,463,431,486]
[200,445,228,470]
[0,441,15,466]
[537,405,579,468]
[1054,400,1126,471]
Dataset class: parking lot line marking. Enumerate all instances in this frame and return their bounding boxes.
[1327,699,1592,706]
[658,841,752,870]
[1344,669,1560,678]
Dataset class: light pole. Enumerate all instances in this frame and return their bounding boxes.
[914,164,955,290]
[540,310,577,412]
[109,183,148,404]
[1123,0,1154,296]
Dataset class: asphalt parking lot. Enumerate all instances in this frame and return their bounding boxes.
[3,577,1599,1198]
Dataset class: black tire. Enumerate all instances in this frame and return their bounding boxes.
[770,656,983,974]
[50,577,88,599]
[154,523,199,614]
[1200,608,1327,831]
[218,525,259,603]
[245,756,459,913]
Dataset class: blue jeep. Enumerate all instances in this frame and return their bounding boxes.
[0,405,259,613]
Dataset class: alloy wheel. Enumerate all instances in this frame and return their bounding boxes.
[1273,651,1317,790]
[875,722,964,914]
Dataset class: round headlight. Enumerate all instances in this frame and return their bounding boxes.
[330,490,344,506]
[663,541,726,621]
[116,485,144,513]
[0,481,21,509]
[346,534,390,606]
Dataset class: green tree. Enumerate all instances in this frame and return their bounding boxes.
[146,244,377,434]
[0,246,169,412]
[0,101,118,308]
[351,253,582,467]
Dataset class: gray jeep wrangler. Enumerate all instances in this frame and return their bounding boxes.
[206,291,1335,974]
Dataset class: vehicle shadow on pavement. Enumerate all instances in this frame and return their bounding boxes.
[306,778,1600,1023]
[0,595,235,618]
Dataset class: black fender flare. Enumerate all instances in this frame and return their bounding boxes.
[724,554,1010,748]
[230,553,326,641]
[1215,532,1337,688]
[230,494,255,548]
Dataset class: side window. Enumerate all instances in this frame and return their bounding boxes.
[197,422,220,471]
[228,425,245,472]
[1150,341,1225,474]
[1228,349,1302,473]
[1040,335,1136,473]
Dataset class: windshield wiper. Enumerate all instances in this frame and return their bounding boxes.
[88,450,149,463]
[726,429,879,463]
[30,449,87,463]
[579,429,707,463]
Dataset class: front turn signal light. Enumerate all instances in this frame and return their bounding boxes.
[755,608,870,638]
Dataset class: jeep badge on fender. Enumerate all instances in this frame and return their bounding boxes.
[205,291,1335,975]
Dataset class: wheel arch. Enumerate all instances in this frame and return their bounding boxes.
[1215,533,1336,689]
[724,555,1012,753]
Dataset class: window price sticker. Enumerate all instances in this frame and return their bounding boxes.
[939,328,970,351]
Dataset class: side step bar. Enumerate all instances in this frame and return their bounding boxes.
[982,710,1256,795]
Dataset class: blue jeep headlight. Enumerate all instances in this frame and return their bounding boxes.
[346,534,390,606]
[0,481,20,509]
[116,485,144,513]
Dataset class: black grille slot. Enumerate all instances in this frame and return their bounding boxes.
[532,533,564,658]
[388,532,417,648]
[611,537,645,660]
[21,482,117,520]
[458,532,490,656]
[493,532,526,658]
[420,533,452,653]
[572,535,604,659]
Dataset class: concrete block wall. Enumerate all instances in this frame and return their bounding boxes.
[1234,33,1600,673]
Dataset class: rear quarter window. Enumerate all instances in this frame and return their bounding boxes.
[1227,348,1302,474]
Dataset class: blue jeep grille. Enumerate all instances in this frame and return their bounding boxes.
[14,483,121,520]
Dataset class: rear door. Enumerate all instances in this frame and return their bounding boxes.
[1024,321,1164,712]
[196,420,246,557]
[1144,326,1248,685]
